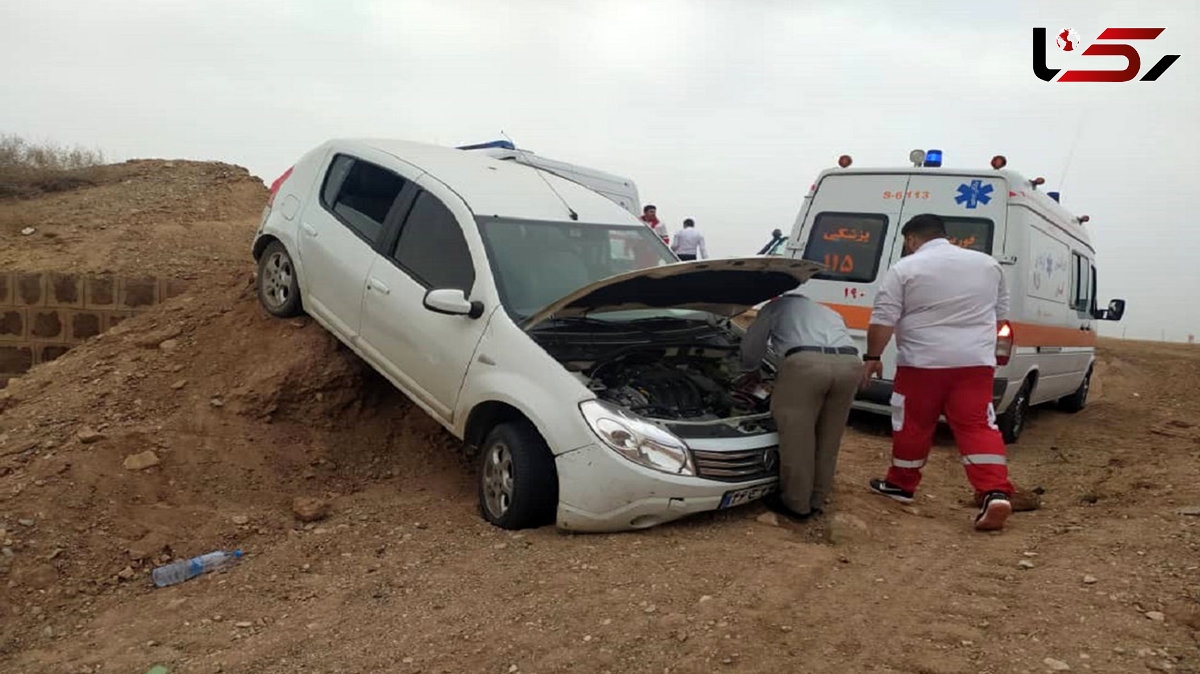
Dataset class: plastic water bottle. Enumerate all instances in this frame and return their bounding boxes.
[151,549,243,587]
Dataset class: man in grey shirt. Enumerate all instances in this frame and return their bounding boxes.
[740,289,861,520]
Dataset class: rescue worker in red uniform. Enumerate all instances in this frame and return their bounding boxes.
[862,214,1014,531]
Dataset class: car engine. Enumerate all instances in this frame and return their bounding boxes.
[587,347,771,421]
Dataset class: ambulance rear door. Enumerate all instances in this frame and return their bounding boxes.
[889,172,1009,262]
[793,172,910,376]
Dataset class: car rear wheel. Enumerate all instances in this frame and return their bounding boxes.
[256,241,303,317]
[1058,368,1092,413]
[998,380,1031,444]
[478,421,558,530]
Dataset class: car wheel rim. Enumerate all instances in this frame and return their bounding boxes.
[483,442,514,518]
[1081,375,1091,402]
[261,252,293,308]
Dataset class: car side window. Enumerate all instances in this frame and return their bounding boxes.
[320,155,406,245]
[391,190,475,292]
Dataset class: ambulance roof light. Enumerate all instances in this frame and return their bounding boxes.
[837,154,853,168]
[1030,176,1045,189]
[990,155,1007,170]
[1078,215,1090,224]
[1047,191,1060,202]
[909,149,926,167]
[923,149,943,167]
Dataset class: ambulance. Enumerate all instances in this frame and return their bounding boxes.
[785,150,1126,442]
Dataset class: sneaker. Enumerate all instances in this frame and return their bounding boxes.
[869,478,914,504]
[974,491,1013,531]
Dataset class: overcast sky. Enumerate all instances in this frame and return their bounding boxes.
[2,0,1197,341]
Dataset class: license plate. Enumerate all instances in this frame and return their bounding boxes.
[719,483,777,509]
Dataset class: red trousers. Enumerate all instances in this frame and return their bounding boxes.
[885,366,1013,496]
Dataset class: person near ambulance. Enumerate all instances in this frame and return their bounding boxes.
[740,290,861,521]
[861,214,1015,531]
[671,218,708,261]
[640,204,670,244]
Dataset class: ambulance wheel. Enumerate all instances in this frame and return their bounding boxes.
[1058,368,1092,413]
[998,381,1031,444]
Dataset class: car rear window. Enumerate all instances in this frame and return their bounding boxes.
[802,212,889,283]
[942,216,995,254]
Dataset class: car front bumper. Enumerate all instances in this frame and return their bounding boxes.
[554,442,777,533]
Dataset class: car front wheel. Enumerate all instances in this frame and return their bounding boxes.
[478,421,558,530]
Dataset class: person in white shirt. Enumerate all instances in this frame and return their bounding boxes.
[740,290,860,521]
[670,219,707,261]
[862,214,1014,531]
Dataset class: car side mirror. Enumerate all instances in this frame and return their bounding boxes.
[423,288,484,319]
[1093,298,1126,321]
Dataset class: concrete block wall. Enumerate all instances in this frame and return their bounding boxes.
[0,271,190,386]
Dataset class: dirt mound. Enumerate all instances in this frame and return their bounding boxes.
[0,159,266,277]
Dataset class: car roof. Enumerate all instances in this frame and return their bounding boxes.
[332,138,638,226]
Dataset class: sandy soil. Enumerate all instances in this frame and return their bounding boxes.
[0,164,1197,674]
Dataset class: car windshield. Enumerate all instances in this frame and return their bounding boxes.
[477,217,677,320]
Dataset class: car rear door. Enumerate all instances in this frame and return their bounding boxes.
[297,153,412,340]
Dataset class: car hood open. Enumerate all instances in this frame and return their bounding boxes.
[521,257,823,330]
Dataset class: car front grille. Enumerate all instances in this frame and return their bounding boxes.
[691,447,779,482]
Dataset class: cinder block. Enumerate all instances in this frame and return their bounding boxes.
[69,311,102,341]
[47,273,84,308]
[0,345,33,373]
[35,344,71,364]
[120,277,159,309]
[85,275,117,309]
[0,308,26,341]
[0,271,12,305]
[160,277,190,301]
[29,310,66,342]
[16,273,45,306]
[105,311,134,330]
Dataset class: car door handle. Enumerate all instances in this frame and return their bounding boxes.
[302,223,318,237]
[367,278,390,295]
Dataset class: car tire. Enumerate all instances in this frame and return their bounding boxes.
[478,421,559,530]
[256,241,303,318]
[1058,368,1092,413]
[998,380,1032,444]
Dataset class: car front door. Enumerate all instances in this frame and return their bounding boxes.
[358,177,492,421]
[297,153,410,340]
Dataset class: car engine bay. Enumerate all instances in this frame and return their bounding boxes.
[585,346,772,421]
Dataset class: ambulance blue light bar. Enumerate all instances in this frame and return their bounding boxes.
[457,140,515,151]
[922,149,943,167]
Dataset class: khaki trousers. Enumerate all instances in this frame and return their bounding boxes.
[769,352,862,514]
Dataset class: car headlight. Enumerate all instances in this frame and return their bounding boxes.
[580,400,694,476]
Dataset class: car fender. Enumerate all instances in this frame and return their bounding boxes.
[453,316,597,455]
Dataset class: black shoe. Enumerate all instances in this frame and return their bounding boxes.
[869,478,915,504]
[762,494,816,522]
[974,491,1012,531]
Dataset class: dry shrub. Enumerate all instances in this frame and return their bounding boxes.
[0,133,106,198]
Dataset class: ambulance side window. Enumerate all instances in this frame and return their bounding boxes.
[1070,253,1092,313]
[1089,264,1098,315]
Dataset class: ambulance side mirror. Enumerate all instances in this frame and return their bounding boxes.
[1093,299,1126,321]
